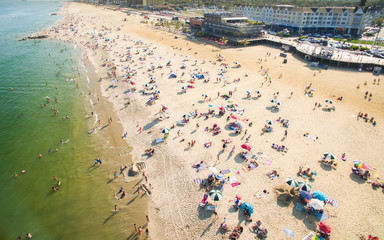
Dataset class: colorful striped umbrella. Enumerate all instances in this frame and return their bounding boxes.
[353,160,371,170]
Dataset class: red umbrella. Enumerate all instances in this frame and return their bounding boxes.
[241,144,251,151]
[319,222,331,234]
[236,194,242,200]
[219,107,225,111]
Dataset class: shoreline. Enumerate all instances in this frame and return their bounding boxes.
[40,3,150,238]
[40,2,384,240]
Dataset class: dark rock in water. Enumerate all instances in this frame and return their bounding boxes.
[19,35,48,41]
[51,13,57,15]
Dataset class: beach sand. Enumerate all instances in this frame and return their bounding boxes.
[44,2,384,239]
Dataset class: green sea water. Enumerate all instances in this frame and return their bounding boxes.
[0,1,141,239]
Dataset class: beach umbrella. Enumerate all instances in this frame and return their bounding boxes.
[353,160,371,170]
[266,120,274,125]
[215,174,224,180]
[256,90,261,94]
[323,152,335,160]
[313,190,328,202]
[160,127,170,133]
[209,189,223,201]
[154,90,161,94]
[283,228,295,238]
[325,99,333,104]
[298,181,312,192]
[270,99,276,103]
[246,91,251,94]
[299,191,313,200]
[239,202,254,216]
[276,101,281,106]
[219,107,225,111]
[319,222,332,234]
[181,86,187,90]
[182,113,191,118]
[144,83,150,87]
[241,143,251,151]
[235,194,242,200]
[150,76,156,80]
[309,199,324,210]
[202,94,208,97]
[286,177,299,187]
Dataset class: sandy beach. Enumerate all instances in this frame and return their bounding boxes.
[43,2,384,239]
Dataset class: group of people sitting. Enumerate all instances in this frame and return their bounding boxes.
[298,166,316,180]
[271,143,288,152]
[267,170,279,180]
[352,166,371,180]
[144,148,155,157]
[357,112,377,126]
[220,223,243,240]
[262,125,273,133]
[251,220,268,238]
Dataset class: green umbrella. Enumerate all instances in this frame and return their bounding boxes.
[323,152,335,160]
[286,177,298,187]
[298,181,311,192]
[209,190,223,201]
[160,127,170,133]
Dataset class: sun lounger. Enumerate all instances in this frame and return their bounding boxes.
[176,121,186,126]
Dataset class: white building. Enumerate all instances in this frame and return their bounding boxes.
[231,5,382,35]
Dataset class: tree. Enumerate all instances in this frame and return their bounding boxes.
[241,38,249,47]
[220,36,228,48]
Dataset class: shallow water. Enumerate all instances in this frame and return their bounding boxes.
[0,1,142,239]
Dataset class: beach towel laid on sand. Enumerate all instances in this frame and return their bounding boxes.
[194,178,203,184]
[255,190,267,199]
[242,166,250,173]
[314,211,329,221]
[228,177,237,183]
[224,172,233,179]
[209,167,218,173]
[302,232,317,240]
[221,169,230,175]
[197,164,206,171]
[249,162,257,169]
[264,160,272,165]
[231,182,241,187]
[326,198,339,208]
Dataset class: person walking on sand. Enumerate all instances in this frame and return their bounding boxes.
[138,226,142,236]
[146,215,150,222]
[114,205,118,212]
[134,223,137,232]
[284,130,288,138]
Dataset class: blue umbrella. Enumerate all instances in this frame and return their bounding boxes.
[240,202,254,216]
[299,191,312,200]
[246,91,251,94]
[313,190,328,202]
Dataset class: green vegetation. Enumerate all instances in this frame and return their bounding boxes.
[167,0,384,8]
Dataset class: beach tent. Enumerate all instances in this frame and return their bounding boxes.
[319,222,331,234]
[170,72,177,78]
[313,191,328,202]
[309,199,324,210]
[240,202,254,216]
